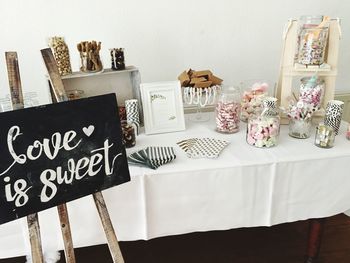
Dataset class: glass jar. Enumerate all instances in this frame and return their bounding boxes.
[289,117,312,139]
[121,121,136,148]
[346,124,350,140]
[215,86,241,133]
[246,97,280,148]
[240,80,269,122]
[299,76,324,109]
[67,90,85,100]
[48,36,72,76]
[296,16,330,66]
[315,123,335,148]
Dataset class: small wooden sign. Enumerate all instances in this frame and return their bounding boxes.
[0,93,130,225]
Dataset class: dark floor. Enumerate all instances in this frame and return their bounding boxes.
[2,214,350,263]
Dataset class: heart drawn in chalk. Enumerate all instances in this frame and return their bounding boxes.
[83,125,95,137]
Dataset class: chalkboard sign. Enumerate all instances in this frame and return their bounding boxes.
[0,93,130,225]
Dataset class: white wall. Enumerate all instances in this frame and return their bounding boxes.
[0,0,349,105]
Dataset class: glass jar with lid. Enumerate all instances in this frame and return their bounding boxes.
[246,97,280,148]
[299,76,325,109]
[240,80,269,122]
[296,15,330,65]
[215,86,241,133]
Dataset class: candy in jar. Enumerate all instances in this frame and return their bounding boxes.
[240,81,268,122]
[315,123,335,148]
[121,121,136,148]
[299,76,324,109]
[246,97,280,148]
[215,86,241,133]
[346,124,350,140]
[296,16,330,65]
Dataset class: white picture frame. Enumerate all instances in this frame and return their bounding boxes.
[140,81,186,135]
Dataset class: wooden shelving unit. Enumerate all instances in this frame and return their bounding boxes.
[276,18,342,124]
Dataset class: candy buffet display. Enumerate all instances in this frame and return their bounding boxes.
[48,36,72,76]
[110,48,125,70]
[240,81,269,122]
[246,97,280,148]
[77,40,103,73]
[296,16,330,65]
[215,86,241,133]
[315,123,335,148]
[299,75,324,109]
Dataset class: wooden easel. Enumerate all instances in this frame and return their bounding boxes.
[5,50,125,263]
[276,18,341,124]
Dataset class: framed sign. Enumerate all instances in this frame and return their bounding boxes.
[0,93,130,225]
[140,81,185,135]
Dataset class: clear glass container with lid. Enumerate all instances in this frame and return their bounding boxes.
[299,76,325,109]
[246,97,280,148]
[296,15,330,65]
[215,86,241,133]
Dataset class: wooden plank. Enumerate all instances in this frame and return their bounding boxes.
[93,192,125,263]
[5,52,24,110]
[304,218,326,263]
[5,51,44,263]
[57,204,76,263]
[27,213,44,263]
[41,48,125,263]
[41,49,76,262]
[41,48,68,102]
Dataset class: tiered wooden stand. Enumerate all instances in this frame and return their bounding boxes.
[276,18,342,124]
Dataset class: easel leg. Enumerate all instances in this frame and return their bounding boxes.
[27,213,44,263]
[57,203,76,263]
[93,192,125,263]
[304,218,326,263]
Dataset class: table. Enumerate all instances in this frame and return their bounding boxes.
[1,113,350,259]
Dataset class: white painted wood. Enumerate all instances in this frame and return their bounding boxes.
[276,19,341,123]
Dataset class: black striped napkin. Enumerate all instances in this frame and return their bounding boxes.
[128,146,176,169]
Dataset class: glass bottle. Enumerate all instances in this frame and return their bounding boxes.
[215,86,241,133]
[299,76,325,109]
[246,97,280,148]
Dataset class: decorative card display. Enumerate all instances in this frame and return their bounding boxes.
[0,94,130,225]
[140,81,185,135]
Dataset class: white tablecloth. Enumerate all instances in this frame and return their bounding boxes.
[1,113,350,258]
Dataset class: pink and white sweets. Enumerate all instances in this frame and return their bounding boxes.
[216,101,241,133]
[241,82,268,122]
[246,116,280,148]
[299,80,324,109]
